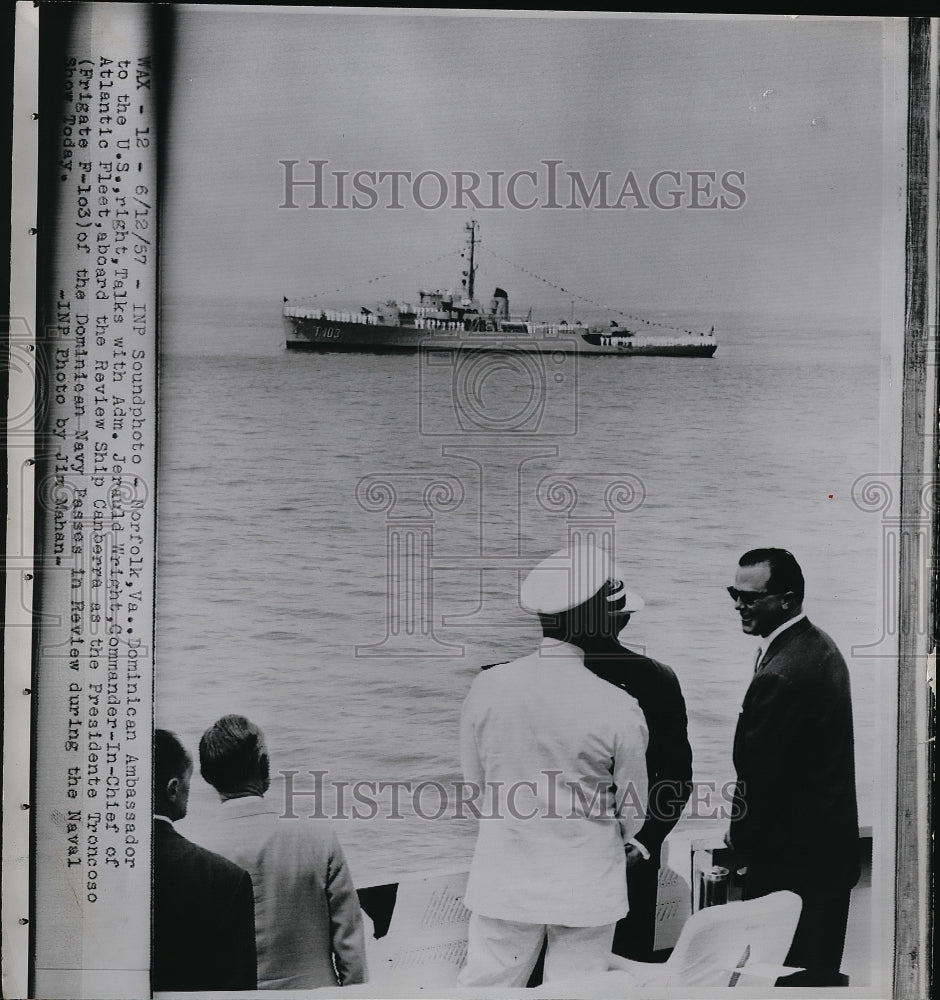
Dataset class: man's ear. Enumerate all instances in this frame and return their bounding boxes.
[166,776,180,804]
[260,752,271,793]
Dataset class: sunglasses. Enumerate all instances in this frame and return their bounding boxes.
[726,586,777,606]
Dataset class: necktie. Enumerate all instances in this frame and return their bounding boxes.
[753,646,764,674]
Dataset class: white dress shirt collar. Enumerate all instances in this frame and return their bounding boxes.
[217,793,274,819]
[537,637,585,661]
[762,612,806,651]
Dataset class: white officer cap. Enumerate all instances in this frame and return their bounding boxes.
[519,541,645,615]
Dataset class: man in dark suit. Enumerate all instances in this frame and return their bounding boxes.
[727,548,860,987]
[581,588,693,963]
[153,729,258,992]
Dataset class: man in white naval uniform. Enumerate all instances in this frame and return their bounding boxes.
[457,542,649,988]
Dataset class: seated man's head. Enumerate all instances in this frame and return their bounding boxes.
[154,729,193,821]
[199,714,270,800]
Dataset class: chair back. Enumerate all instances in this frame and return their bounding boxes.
[664,890,802,987]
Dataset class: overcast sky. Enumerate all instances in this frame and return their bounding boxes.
[162,11,895,325]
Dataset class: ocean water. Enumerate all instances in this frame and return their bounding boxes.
[156,300,887,885]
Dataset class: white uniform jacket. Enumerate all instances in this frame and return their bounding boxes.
[461,638,649,926]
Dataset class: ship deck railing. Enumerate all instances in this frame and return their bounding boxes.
[322,824,873,996]
[285,304,718,343]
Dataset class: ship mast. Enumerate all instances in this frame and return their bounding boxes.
[461,219,479,302]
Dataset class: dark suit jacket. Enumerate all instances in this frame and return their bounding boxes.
[584,640,694,861]
[730,617,860,889]
[152,818,258,992]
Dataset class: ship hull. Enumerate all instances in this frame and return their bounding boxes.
[283,314,718,358]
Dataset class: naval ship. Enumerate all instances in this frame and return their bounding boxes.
[283,223,718,358]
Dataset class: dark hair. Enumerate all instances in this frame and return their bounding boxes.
[538,579,626,645]
[739,547,805,603]
[154,729,191,796]
[199,715,268,795]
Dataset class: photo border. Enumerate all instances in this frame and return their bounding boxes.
[2,8,935,999]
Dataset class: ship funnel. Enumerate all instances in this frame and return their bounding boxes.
[490,287,509,318]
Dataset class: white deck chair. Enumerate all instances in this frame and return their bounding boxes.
[608,890,804,988]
